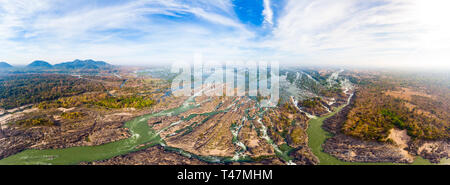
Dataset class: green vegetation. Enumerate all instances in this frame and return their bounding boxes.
[61,112,84,119]
[178,125,194,136]
[274,143,294,162]
[0,95,200,165]
[37,93,106,109]
[278,143,294,154]
[12,117,56,127]
[381,109,405,128]
[94,96,155,109]
[300,97,322,108]
[0,74,104,109]
[320,85,342,97]
[343,85,449,141]
[307,104,434,165]
[290,127,306,145]
[261,102,310,163]
[38,93,155,109]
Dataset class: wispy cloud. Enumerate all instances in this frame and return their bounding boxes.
[262,0,273,25]
[0,0,254,64]
[0,0,449,69]
[268,0,450,68]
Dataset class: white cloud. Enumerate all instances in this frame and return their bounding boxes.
[262,0,273,25]
[268,0,450,69]
[0,0,255,65]
[0,0,449,69]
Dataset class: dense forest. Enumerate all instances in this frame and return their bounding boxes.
[37,92,155,109]
[299,97,322,108]
[0,74,105,109]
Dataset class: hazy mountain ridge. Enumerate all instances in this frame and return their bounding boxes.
[0,62,13,68]
[54,59,113,69]
[27,60,53,68]
[0,59,114,72]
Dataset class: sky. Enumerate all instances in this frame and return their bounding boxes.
[0,0,449,69]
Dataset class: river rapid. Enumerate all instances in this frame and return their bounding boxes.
[0,96,198,165]
[0,85,445,165]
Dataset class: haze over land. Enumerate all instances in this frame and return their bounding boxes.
[0,0,448,166]
[1,63,448,165]
[0,0,449,69]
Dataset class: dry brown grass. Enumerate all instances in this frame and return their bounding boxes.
[385,87,434,101]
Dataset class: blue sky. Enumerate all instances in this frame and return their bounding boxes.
[0,0,449,69]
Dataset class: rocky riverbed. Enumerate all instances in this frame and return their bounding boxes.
[83,145,207,165]
[0,107,152,160]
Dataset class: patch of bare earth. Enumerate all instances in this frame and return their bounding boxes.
[239,119,275,158]
[0,107,145,159]
[403,102,437,119]
[387,129,414,162]
[322,94,414,163]
[385,87,434,101]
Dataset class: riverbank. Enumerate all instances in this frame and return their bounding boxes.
[0,96,198,165]
[306,99,435,165]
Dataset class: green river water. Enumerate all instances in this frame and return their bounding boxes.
[306,105,448,165]
[0,97,198,165]
[1,95,447,165]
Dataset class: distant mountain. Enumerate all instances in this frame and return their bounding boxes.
[27,60,53,68]
[54,59,113,69]
[0,62,13,68]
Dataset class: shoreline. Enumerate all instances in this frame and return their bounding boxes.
[306,93,437,165]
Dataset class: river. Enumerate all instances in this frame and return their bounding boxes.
[0,94,446,165]
[0,95,263,165]
[306,99,439,165]
[0,96,198,165]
